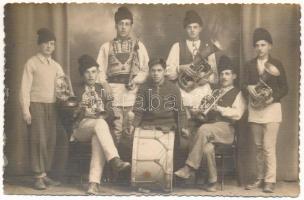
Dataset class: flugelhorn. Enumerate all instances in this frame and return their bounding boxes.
[199,89,225,116]
[250,62,280,108]
[55,75,78,111]
[178,40,222,92]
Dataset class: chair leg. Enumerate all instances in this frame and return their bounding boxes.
[234,148,240,186]
[221,155,224,191]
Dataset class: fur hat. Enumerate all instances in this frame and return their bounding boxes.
[115,6,133,24]
[253,28,273,46]
[37,28,56,44]
[183,10,203,28]
[78,54,99,75]
[218,55,235,73]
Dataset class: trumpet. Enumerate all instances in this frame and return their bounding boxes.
[178,40,222,92]
[199,89,225,116]
[250,62,280,108]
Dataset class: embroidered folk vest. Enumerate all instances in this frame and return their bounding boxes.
[208,87,240,123]
[179,40,205,65]
[107,38,140,84]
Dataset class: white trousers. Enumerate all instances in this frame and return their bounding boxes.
[73,118,119,183]
[250,122,280,183]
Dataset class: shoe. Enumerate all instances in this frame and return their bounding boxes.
[34,178,47,190]
[43,176,61,186]
[263,182,275,193]
[245,179,264,190]
[205,182,217,192]
[174,166,195,179]
[110,157,131,172]
[87,182,100,195]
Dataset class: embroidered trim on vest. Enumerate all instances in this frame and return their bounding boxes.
[107,38,140,78]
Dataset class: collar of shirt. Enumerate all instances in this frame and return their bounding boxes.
[186,39,201,56]
[37,53,53,65]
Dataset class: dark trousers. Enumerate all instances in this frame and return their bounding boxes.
[29,102,57,176]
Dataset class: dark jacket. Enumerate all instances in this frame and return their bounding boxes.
[132,78,187,136]
[242,56,288,103]
[72,82,115,126]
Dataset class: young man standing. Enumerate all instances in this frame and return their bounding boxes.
[19,28,63,190]
[96,6,149,147]
[71,54,131,195]
[166,10,218,113]
[244,28,288,193]
[174,56,246,192]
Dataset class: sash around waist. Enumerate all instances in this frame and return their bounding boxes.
[108,74,129,84]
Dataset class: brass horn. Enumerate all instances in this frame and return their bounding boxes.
[250,62,280,108]
[178,40,222,92]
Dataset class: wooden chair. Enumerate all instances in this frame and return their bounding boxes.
[214,128,239,190]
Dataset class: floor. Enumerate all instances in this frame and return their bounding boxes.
[3,176,300,197]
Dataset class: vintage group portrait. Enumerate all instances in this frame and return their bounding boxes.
[2,2,301,197]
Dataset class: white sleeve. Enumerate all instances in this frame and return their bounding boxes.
[19,60,34,114]
[56,63,65,77]
[132,41,149,84]
[96,42,109,84]
[166,43,180,80]
[218,91,247,120]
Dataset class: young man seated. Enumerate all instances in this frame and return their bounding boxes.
[174,55,246,192]
[130,58,189,142]
[70,54,130,195]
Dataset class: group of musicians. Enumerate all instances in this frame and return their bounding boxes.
[20,6,288,194]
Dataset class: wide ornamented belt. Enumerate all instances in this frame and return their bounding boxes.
[108,74,129,84]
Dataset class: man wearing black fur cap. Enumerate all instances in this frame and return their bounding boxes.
[96,6,149,150]
[166,10,219,114]
[70,54,131,195]
[20,28,64,190]
[243,28,288,193]
[174,55,246,192]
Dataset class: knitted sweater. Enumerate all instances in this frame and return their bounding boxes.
[132,78,187,132]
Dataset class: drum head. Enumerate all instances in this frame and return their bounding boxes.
[131,128,175,192]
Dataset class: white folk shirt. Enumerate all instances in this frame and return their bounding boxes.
[248,58,282,123]
[166,39,217,108]
[19,53,64,114]
[97,40,149,107]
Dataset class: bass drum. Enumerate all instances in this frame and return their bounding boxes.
[131,127,175,192]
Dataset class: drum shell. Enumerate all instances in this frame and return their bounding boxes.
[131,128,175,192]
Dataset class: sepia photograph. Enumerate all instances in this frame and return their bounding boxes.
[2,2,301,197]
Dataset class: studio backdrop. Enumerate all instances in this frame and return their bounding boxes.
[4,4,300,184]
